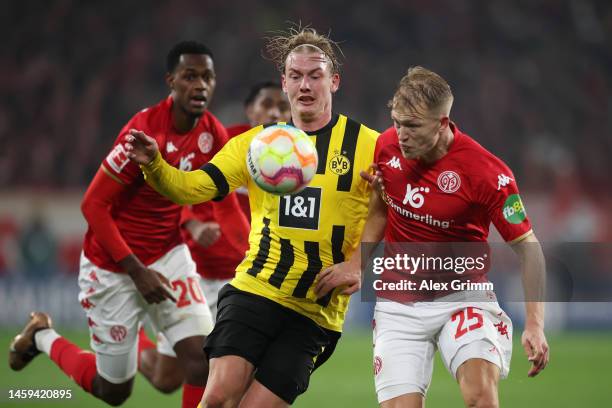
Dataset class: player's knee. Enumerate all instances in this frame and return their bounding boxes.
[202,386,231,408]
[152,374,182,394]
[463,382,498,408]
[99,388,132,406]
[176,345,209,384]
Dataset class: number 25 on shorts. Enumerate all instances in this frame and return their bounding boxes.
[451,307,483,339]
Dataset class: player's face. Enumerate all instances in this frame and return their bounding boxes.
[392,105,444,160]
[282,51,339,123]
[246,88,290,126]
[166,54,216,118]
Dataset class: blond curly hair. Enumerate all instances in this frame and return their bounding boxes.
[264,25,343,74]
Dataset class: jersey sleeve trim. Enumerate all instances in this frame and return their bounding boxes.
[508,229,533,245]
[101,165,125,185]
[201,162,229,201]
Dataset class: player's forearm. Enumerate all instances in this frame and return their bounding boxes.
[512,233,547,328]
[141,151,218,205]
[354,193,388,266]
[81,169,133,262]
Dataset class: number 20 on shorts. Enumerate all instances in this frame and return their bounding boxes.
[172,277,205,308]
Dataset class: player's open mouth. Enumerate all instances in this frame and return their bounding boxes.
[297,96,315,105]
[190,95,207,107]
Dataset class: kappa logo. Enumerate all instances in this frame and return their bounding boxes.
[386,156,402,170]
[179,152,195,171]
[403,184,430,209]
[497,174,514,190]
[494,321,510,339]
[166,141,178,153]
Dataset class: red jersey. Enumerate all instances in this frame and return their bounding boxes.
[375,124,532,300]
[224,123,252,220]
[180,194,249,280]
[83,96,228,272]
[226,123,251,138]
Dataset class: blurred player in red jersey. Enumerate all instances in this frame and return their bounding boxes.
[138,186,250,395]
[226,81,290,220]
[316,67,549,407]
[8,41,233,408]
[226,81,290,138]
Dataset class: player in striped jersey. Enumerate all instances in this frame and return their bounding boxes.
[126,27,379,407]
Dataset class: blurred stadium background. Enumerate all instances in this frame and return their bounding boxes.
[1,0,611,406]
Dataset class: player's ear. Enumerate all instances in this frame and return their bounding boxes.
[439,116,450,132]
[165,72,174,90]
[245,104,255,122]
[330,73,340,93]
[281,75,288,93]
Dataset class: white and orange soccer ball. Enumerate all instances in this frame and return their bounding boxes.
[246,124,318,195]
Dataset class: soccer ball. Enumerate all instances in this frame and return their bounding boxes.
[246,124,318,195]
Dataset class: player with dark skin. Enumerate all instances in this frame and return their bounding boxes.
[9,45,217,408]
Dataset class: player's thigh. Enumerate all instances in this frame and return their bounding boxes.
[146,245,214,350]
[78,254,145,383]
[437,302,512,380]
[204,285,280,365]
[255,311,336,405]
[239,379,288,408]
[373,302,437,403]
[203,355,255,404]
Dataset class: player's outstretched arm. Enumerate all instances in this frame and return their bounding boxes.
[510,232,550,377]
[124,129,219,205]
[315,179,388,297]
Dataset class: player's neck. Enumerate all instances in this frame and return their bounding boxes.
[419,127,454,165]
[172,106,200,134]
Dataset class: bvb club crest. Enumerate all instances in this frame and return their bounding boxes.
[328,152,351,175]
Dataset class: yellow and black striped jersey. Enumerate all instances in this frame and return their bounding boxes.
[142,114,379,331]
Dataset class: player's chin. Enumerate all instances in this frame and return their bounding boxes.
[401,150,419,160]
[296,106,318,122]
[187,107,205,118]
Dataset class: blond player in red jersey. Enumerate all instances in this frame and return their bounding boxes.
[316,67,549,407]
[8,41,235,408]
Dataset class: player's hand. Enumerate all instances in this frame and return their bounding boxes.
[314,261,361,298]
[128,266,177,304]
[360,163,384,194]
[185,219,221,248]
[521,325,549,377]
[124,129,159,165]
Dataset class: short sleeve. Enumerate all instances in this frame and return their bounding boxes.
[477,159,532,243]
[101,112,152,185]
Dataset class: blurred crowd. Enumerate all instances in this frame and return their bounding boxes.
[0,0,611,278]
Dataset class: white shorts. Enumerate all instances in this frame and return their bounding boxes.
[78,244,214,383]
[373,291,512,403]
[155,276,231,357]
